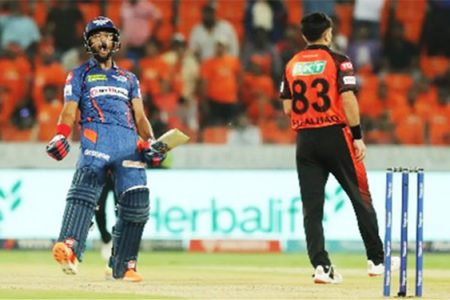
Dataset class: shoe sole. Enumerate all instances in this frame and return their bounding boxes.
[123,276,143,282]
[52,242,77,275]
[314,278,330,284]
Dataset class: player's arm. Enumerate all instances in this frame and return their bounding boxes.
[58,101,78,129]
[341,91,360,129]
[279,72,292,116]
[336,57,366,161]
[341,90,365,161]
[282,99,292,116]
[45,102,78,161]
[132,97,166,166]
[131,97,155,141]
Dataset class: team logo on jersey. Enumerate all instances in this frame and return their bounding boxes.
[87,74,107,82]
[112,75,127,82]
[292,61,326,76]
[340,61,353,71]
[93,19,110,26]
[90,86,129,99]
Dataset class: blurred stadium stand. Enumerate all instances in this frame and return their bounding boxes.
[0,0,449,146]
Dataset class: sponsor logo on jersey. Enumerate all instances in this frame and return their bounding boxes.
[122,160,146,168]
[87,74,107,82]
[89,86,129,99]
[64,84,72,97]
[292,60,326,76]
[112,74,127,82]
[340,61,353,71]
[83,149,110,161]
[343,76,356,85]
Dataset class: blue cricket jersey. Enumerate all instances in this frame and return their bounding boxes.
[64,58,141,130]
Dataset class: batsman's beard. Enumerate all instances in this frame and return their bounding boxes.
[93,42,112,63]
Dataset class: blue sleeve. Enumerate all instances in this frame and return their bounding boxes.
[128,72,142,100]
[64,69,82,103]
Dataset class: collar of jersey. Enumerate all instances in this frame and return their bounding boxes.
[305,44,330,51]
[88,58,118,69]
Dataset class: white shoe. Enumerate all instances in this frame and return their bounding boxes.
[101,241,112,261]
[313,265,343,284]
[367,256,400,276]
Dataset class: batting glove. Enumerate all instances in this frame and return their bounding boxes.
[46,134,70,161]
[137,140,167,167]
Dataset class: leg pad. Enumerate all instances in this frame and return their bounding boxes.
[111,187,149,278]
[58,168,102,260]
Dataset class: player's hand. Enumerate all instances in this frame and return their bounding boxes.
[46,134,70,161]
[353,139,366,161]
[137,139,167,167]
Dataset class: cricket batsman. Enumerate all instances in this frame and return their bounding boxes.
[46,16,165,282]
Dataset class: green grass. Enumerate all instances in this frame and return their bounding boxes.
[0,250,449,299]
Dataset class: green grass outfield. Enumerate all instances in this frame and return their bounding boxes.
[0,250,449,299]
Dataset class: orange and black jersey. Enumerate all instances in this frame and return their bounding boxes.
[279,44,357,130]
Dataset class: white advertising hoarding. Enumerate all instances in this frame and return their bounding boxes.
[0,169,448,241]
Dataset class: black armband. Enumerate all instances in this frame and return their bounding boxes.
[350,125,362,140]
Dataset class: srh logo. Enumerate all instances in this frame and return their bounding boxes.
[0,180,23,224]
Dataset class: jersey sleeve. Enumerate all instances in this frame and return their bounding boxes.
[336,56,357,94]
[64,70,82,103]
[279,71,292,99]
[128,72,142,99]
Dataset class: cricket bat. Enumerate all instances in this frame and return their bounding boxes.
[154,128,190,153]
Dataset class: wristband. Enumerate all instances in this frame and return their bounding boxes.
[350,125,362,140]
[56,123,71,138]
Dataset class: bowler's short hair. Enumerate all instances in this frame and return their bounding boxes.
[300,12,332,42]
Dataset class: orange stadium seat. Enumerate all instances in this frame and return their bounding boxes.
[1,123,33,142]
[105,0,122,28]
[419,54,450,79]
[0,55,32,101]
[152,0,174,48]
[357,74,384,118]
[216,0,246,23]
[0,89,14,126]
[428,112,450,145]
[383,73,413,96]
[335,2,353,38]
[260,119,295,144]
[394,114,425,144]
[201,126,229,144]
[395,0,426,43]
[37,100,63,142]
[176,0,208,38]
[32,62,66,111]
[78,1,101,25]
[285,0,303,26]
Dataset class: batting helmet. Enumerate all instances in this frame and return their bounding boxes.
[83,16,120,53]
